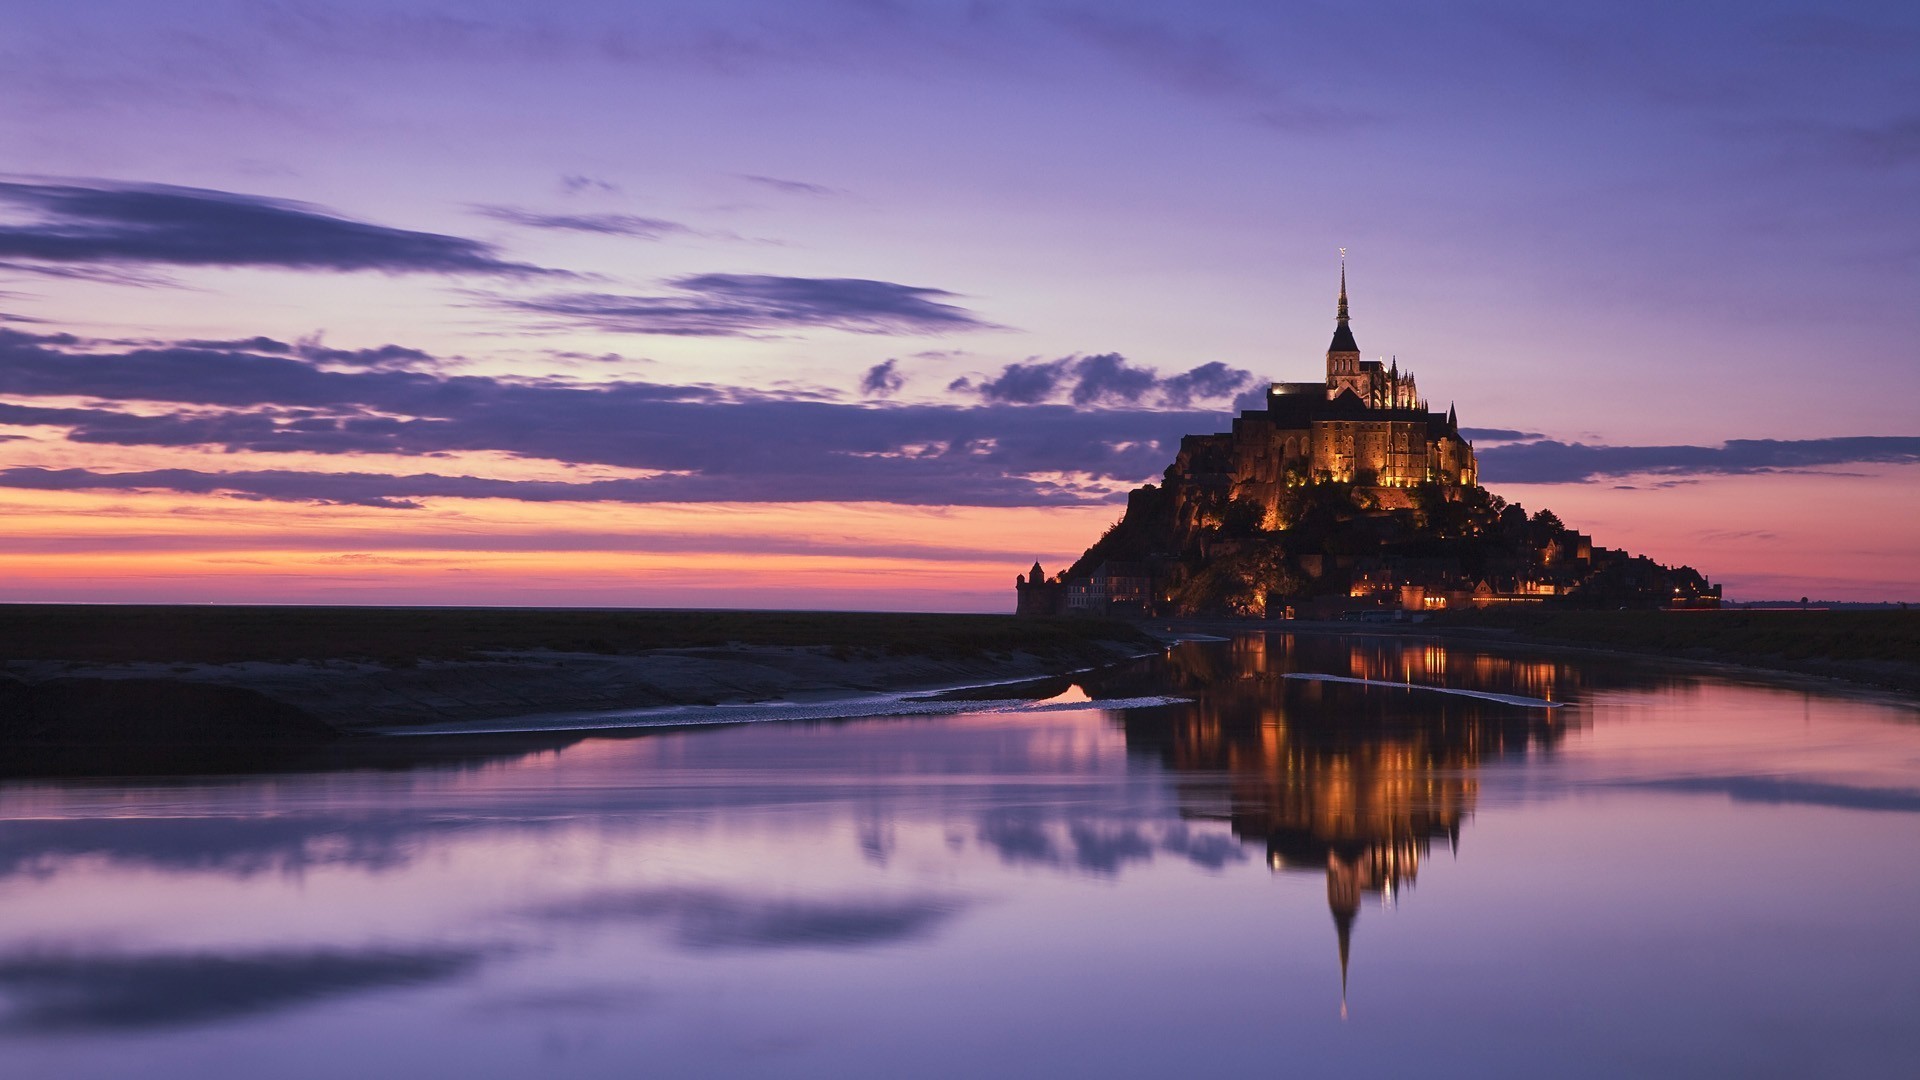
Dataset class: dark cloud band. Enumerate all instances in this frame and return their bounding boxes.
[0,179,551,276]
[1,328,1913,508]
[494,273,995,336]
[472,205,694,239]
[1479,437,1920,484]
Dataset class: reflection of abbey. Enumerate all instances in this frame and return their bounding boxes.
[1191,261,1478,514]
[1093,635,1588,1014]
[1018,262,1720,617]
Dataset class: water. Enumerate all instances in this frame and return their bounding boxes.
[3,633,1918,1077]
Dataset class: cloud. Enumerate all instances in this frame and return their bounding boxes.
[860,358,904,397]
[532,887,968,950]
[1158,361,1257,407]
[1479,436,1920,484]
[0,946,487,1032]
[559,174,620,196]
[472,205,693,239]
[493,273,995,336]
[0,258,183,287]
[0,179,551,277]
[1070,353,1158,406]
[176,335,293,354]
[293,340,436,370]
[737,174,842,197]
[0,329,1246,507]
[973,353,1255,408]
[1459,427,1547,443]
[976,358,1073,404]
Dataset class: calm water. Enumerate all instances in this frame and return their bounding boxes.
[3,634,1919,1078]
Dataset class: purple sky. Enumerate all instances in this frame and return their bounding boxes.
[1,1,1916,605]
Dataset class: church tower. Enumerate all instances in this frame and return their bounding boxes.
[1325,256,1368,399]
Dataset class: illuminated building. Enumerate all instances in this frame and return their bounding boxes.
[1016,260,1721,617]
[1168,258,1478,527]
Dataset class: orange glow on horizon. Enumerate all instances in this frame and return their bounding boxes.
[0,465,1913,608]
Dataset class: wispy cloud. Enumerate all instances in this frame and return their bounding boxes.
[1460,427,1547,443]
[1481,436,1920,484]
[737,174,843,197]
[493,273,997,336]
[531,886,969,951]
[559,174,620,196]
[0,179,553,277]
[471,205,693,239]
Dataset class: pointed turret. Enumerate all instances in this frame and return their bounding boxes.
[1447,402,1458,429]
[1325,253,1362,396]
[1328,257,1359,355]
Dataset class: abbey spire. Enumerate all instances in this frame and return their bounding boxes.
[1328,252,1359,356]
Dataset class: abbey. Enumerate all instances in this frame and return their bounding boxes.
[1172,262,1477,533]
[1017,263,1721,618]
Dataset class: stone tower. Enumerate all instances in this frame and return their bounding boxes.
[1325,257,1368,399]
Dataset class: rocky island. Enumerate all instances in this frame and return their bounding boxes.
[1019,265,1719,618]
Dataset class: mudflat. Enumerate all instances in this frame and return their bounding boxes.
[1427,608,1920,693]
[0,607,1156,761]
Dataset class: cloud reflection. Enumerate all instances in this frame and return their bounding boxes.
[0,946,487,1033]
[532,887,970,950]
[1619,776,1920,814]
[975,809,1248,875]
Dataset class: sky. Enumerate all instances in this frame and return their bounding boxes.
[0,0,1916,608]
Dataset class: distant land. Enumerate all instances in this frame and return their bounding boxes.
[1425,608,1920,695]
[1020,269,1718,618]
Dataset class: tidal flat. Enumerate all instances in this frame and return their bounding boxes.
[0,606,1153,775]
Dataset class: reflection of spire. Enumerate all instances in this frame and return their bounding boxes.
[1328,853,1359,1020]
[1334,904,1353,1020]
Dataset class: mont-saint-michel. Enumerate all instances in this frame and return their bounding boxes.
[1019,266,1720,619]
